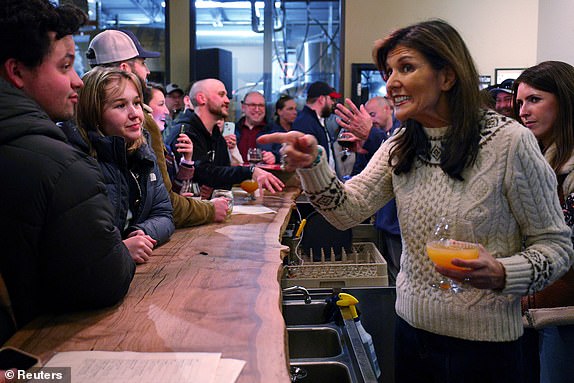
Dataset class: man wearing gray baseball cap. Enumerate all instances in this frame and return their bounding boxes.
[86,29,160,81]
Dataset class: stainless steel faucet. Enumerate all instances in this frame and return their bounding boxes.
[282,285,312,304]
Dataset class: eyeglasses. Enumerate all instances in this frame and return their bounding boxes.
[243,103,265,109]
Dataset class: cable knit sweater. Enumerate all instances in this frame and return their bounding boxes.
[297,110,574,342]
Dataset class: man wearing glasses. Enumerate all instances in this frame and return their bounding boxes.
[233,91,276,164]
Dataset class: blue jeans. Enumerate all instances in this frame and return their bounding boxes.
[395,317,525,383]
[539,325,574,383]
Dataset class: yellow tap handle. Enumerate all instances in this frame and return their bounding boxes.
[336,292,359,319]
[295,219,307,237]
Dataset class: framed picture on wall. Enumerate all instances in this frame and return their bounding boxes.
[479,75,491,89]
[350,63,386,106]
[495,68,525,84]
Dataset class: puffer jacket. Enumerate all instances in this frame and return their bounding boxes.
[0,78,135,338]
[64,115,215,229]
[87,130,174,245]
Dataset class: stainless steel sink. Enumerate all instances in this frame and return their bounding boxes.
[287,327,342,359]
[290,361,352,383]
[282,301,330,326]
[283,289,378,383]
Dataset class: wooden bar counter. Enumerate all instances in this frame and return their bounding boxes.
[7,189,299,383]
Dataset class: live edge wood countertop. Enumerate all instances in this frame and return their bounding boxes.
[7,188,299,383]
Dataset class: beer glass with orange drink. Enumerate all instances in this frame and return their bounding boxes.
[240,179,258,201]
[426,217,479,292]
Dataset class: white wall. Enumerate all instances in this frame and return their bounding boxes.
[344,0,539,96]
[538,0,574,65]
[172,0,572,98]
[199,44,264,96]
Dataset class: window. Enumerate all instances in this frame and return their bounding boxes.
[71,0,342,118]
[194,0,342,118]
[73,0,167,82]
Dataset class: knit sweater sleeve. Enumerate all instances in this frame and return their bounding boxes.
[297,140,394,230]
[500,129,574,295]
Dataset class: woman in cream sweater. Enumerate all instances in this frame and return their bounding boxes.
[260,20,573,382]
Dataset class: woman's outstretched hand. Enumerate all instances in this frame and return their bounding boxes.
[257,131,319,171]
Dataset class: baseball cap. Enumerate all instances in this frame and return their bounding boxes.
[86,29,160,66]
[489,78,515,96]
[307,81,342,99]
[166,83,184,95]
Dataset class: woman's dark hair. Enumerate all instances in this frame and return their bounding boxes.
[373,19,481,180]
[513,61,574,174]
[0,0,87,68]
[144,82,166,105]
[274,94,294,123]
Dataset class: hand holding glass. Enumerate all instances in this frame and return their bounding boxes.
[337,129,354,154]
[247,148,263,165]
[180,179,193,195]
[426,217,479,292]
[211,189,233,220]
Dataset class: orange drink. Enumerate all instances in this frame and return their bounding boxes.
[240,179,259,194]
[426,240,479,270]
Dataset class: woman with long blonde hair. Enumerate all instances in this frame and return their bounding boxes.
[76,67,174,263]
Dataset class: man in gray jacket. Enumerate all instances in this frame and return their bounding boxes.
[0,0,135,344]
